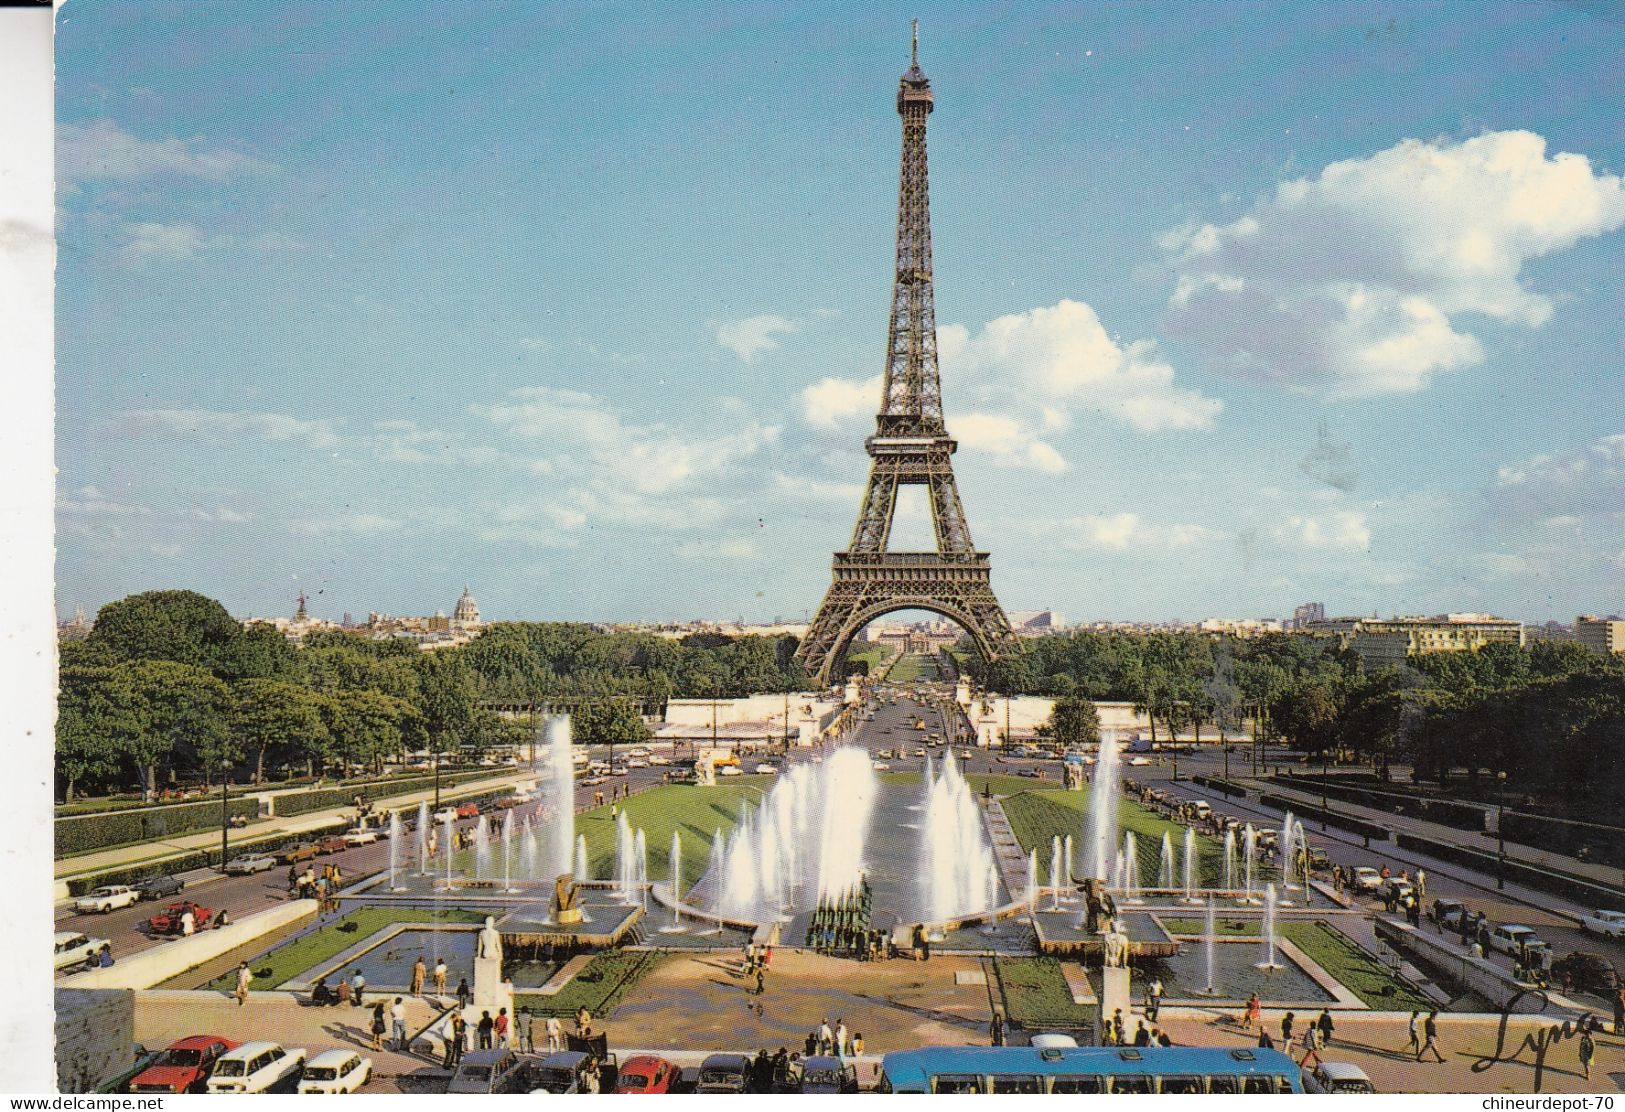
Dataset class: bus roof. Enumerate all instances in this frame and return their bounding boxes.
[880,1046,1302,1087]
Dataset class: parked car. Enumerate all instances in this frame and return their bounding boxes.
[205,1041,306,1094]
[342,828,380,846]
[1488,924,1544,957]
[297,1049,372,1094]
[647,754,671,766]
[1307,1061,1377,1094]
[871,761,891,771]
[224,853,277,875]
[75,885,140,914]
[795,1055,858,1094]
[456,802,481,819]
[148,901,213,934]
[754,764,778,775]
[530,1050,617,1094]
[695,1053,751,1094]
[449,1048,530,1094]
[718,765,743,777]
[1430,898,1468,929]
[276,842,320,865]
[626,758,650,769]
[315,836,350,855]
[1551,951,1620,995]
[1581,909,1625,938]
[1307,846,1331,870]
[128,1036,238,1094]
[54,931,110,972]
[1383,878,1414,904]
[612,1055,680,1094]
[136,874,186,900]
[1126,756,1154,766]
[1351,867,1383,893]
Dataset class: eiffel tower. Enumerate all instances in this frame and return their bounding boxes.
[796,26,1017,687]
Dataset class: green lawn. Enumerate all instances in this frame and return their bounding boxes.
[1157,918,1433,1010]
[514,950,665,1019]
[886,653,941,684]
[993,956,1093,1029]
[1000,789,1227,888]
[206,906,486,991]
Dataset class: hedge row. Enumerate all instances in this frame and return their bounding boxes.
[1192,775,1245,798]
[63,819,352,897]
[1272,774,1488,833]
[1256,794,1392,842]
[1500,812,1625,871]
[56,796,263,858]
[271,769,492,817]
[1393,832,1623,907]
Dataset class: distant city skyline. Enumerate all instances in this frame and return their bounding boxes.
[55,3,1625,627]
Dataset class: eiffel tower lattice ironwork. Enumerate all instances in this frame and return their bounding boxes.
[796,26,1017,686]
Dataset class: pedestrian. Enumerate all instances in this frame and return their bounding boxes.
[477,1010,494,1050]
[1134,1021,1150,1047]
[443,1012,465,1068]
[370,1002,386,1052]
[1614,988,1624,1036]
[180,908,195,936]
[214,908,230,929]
[576,1006,593,1037]
[546,1014,563,1053]
[755,967,765,996]
[1580,1027,1596,1081]
[1316,1008,1334,1048]
[1299,1025,1322,1069]
[391,996,408,1049]
[495,1007,510,1047]
[1112,1009,1126,1046]
[582,1057,601,1094]
[335,978,351,1006]
[836,1019,850,1057]
[1156,1029,1173,1048]
[287,864,299,893]
[805,1031,818,1057]
[1405,1011,1421,1056]
[456,977,471,1010]
[853,1033,865,1056]
[434,958,448,995]
[990,1009,1005,1047]
[1281,1011,1295,1045]
[1147,977,1164,1023]
[1418,1011,1444,1062]
[517,1008,534,1054]
[1257,1029,1274,1050]
[350,968,366,1004]
[1415,869,1426,902]
[98,944,114,968]
[234,961,252,1006]
[1244,993,1262,1031]
[818,1018,833,1056]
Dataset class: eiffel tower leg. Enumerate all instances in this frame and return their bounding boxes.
[849,469,899,553]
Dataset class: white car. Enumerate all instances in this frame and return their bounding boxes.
[224,853,277,875]
[206,1041,306,1094]
[1351,867,1383,893]
[434,808,458,824]
[297,1049,371,1094]
[754,764,778,775]
[1309,1061,1376,1094]
[625,758,649,768]
[871,761,891,770]
[1582,909,1625,938]
[54,931,110,972]
[717,765,743,777]
[1126,756,1154,766]
[74,885,140,914]
[1489,925,1543,956]
[647,755,671,766]
[342,828,379,846]
[627,747,651,757]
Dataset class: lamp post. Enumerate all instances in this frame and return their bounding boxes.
[1321,747,1329,831]
[219,759,230,873]
[1497,802,1506,890]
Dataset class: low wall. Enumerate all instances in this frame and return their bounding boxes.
[1393,833,1623,906]
[62,899,319,991]
[55,988,135,1094]
[1374,918,1586,1017]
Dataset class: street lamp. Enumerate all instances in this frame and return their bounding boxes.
[219,758,231,873]
[1320,747,1329,831]
[1497,802,1506,890]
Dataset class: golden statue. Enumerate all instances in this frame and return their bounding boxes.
[554,873,583,924]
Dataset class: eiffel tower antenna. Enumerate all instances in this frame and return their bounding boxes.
[795,27,1017,686]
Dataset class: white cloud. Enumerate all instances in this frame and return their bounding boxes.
[56,486,149,516]
[1492,432,1625,527]
[108,409,341,450]
[1164,130,1625,397]
[800,374,882,431]
[291,513,401,536]
[1050,511,1214,551]
[717,314,799,362]
[59,119,275,185]
[1273,510,1371,551]
[121,221,206,259]
[951,413,1069,474]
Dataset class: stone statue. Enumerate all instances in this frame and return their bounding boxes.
[1102,923,1128,968]
[476,915,503,962]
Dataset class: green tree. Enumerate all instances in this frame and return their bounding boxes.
[232,678,327,783]
[1047,695,1101,748]
[87,590,244,673]
[55,664,136,801]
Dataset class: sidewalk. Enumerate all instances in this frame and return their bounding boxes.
[55,769,533,885]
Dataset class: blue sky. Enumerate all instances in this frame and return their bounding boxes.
[55,1,1625,626]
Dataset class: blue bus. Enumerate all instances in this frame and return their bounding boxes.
[877,1046,1308,1094]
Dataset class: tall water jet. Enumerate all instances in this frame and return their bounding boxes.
[416,800,430,875]
[1202,895,1218,994]
[388,810,403,890]
[540,714,577,881]
[635,828,648,910]
[473,814,491,881]
[1183,826,1199,903]
[574,834,588,883]
[1280,810,1298,892]
[1122,832,1142,904]
[1063,834,1074,892]
[663,831,685,932]
[615,811,636,903]
[1088,732,1121,880]
[1222,829,1237,893]
[1242,824,1258,904]
[501,810,516,893]
[1026,849,1039,917]
[817,748,879,903]
[1159,832,1176,891]
[519,817,536,881]
[1049,836,1064,911]
[440,809,455,891]
[704,828,726,933]
[919,750,995,922]
[1257,882,1281,969]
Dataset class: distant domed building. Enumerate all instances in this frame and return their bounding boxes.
[452,586,481,629]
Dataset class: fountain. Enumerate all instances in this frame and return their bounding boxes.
[1026,849,1039,917]
[615,811,636,903]
[539,714,576,880]
[416,800,430,876]
[1158,831,1176,891]
[501,810,516,893]
[1183,826,1200,903]
[702,829,726,934]
[1088,730,1120,880]
[981,863,1001,934]
[439,809,455,891]
[635,828,648,910]
[661,831,687,933]
[1063,834,1074,895]
[1222,829,1237,893]
[1049,836,1064,911]
[574,834,588,883]
[519,817,536,881]
[388,810,404,891]
[1256,883,1282,970]
[922,751,997,921]
[473,814,491,881]
[1200,895,1218,995]
[1279,810,1298,903]
[1242,824,1258,904]
[1121,831,1142,904]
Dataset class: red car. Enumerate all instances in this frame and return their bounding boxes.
[147,901,213,934]
[613,1055,680,1094]
[316,836,349,854]
[456,802,481,819]
[128,1035,238,1094]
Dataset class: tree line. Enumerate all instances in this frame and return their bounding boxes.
[56,590,808,802]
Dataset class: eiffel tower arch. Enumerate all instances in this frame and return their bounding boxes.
[796,27,1017,687]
